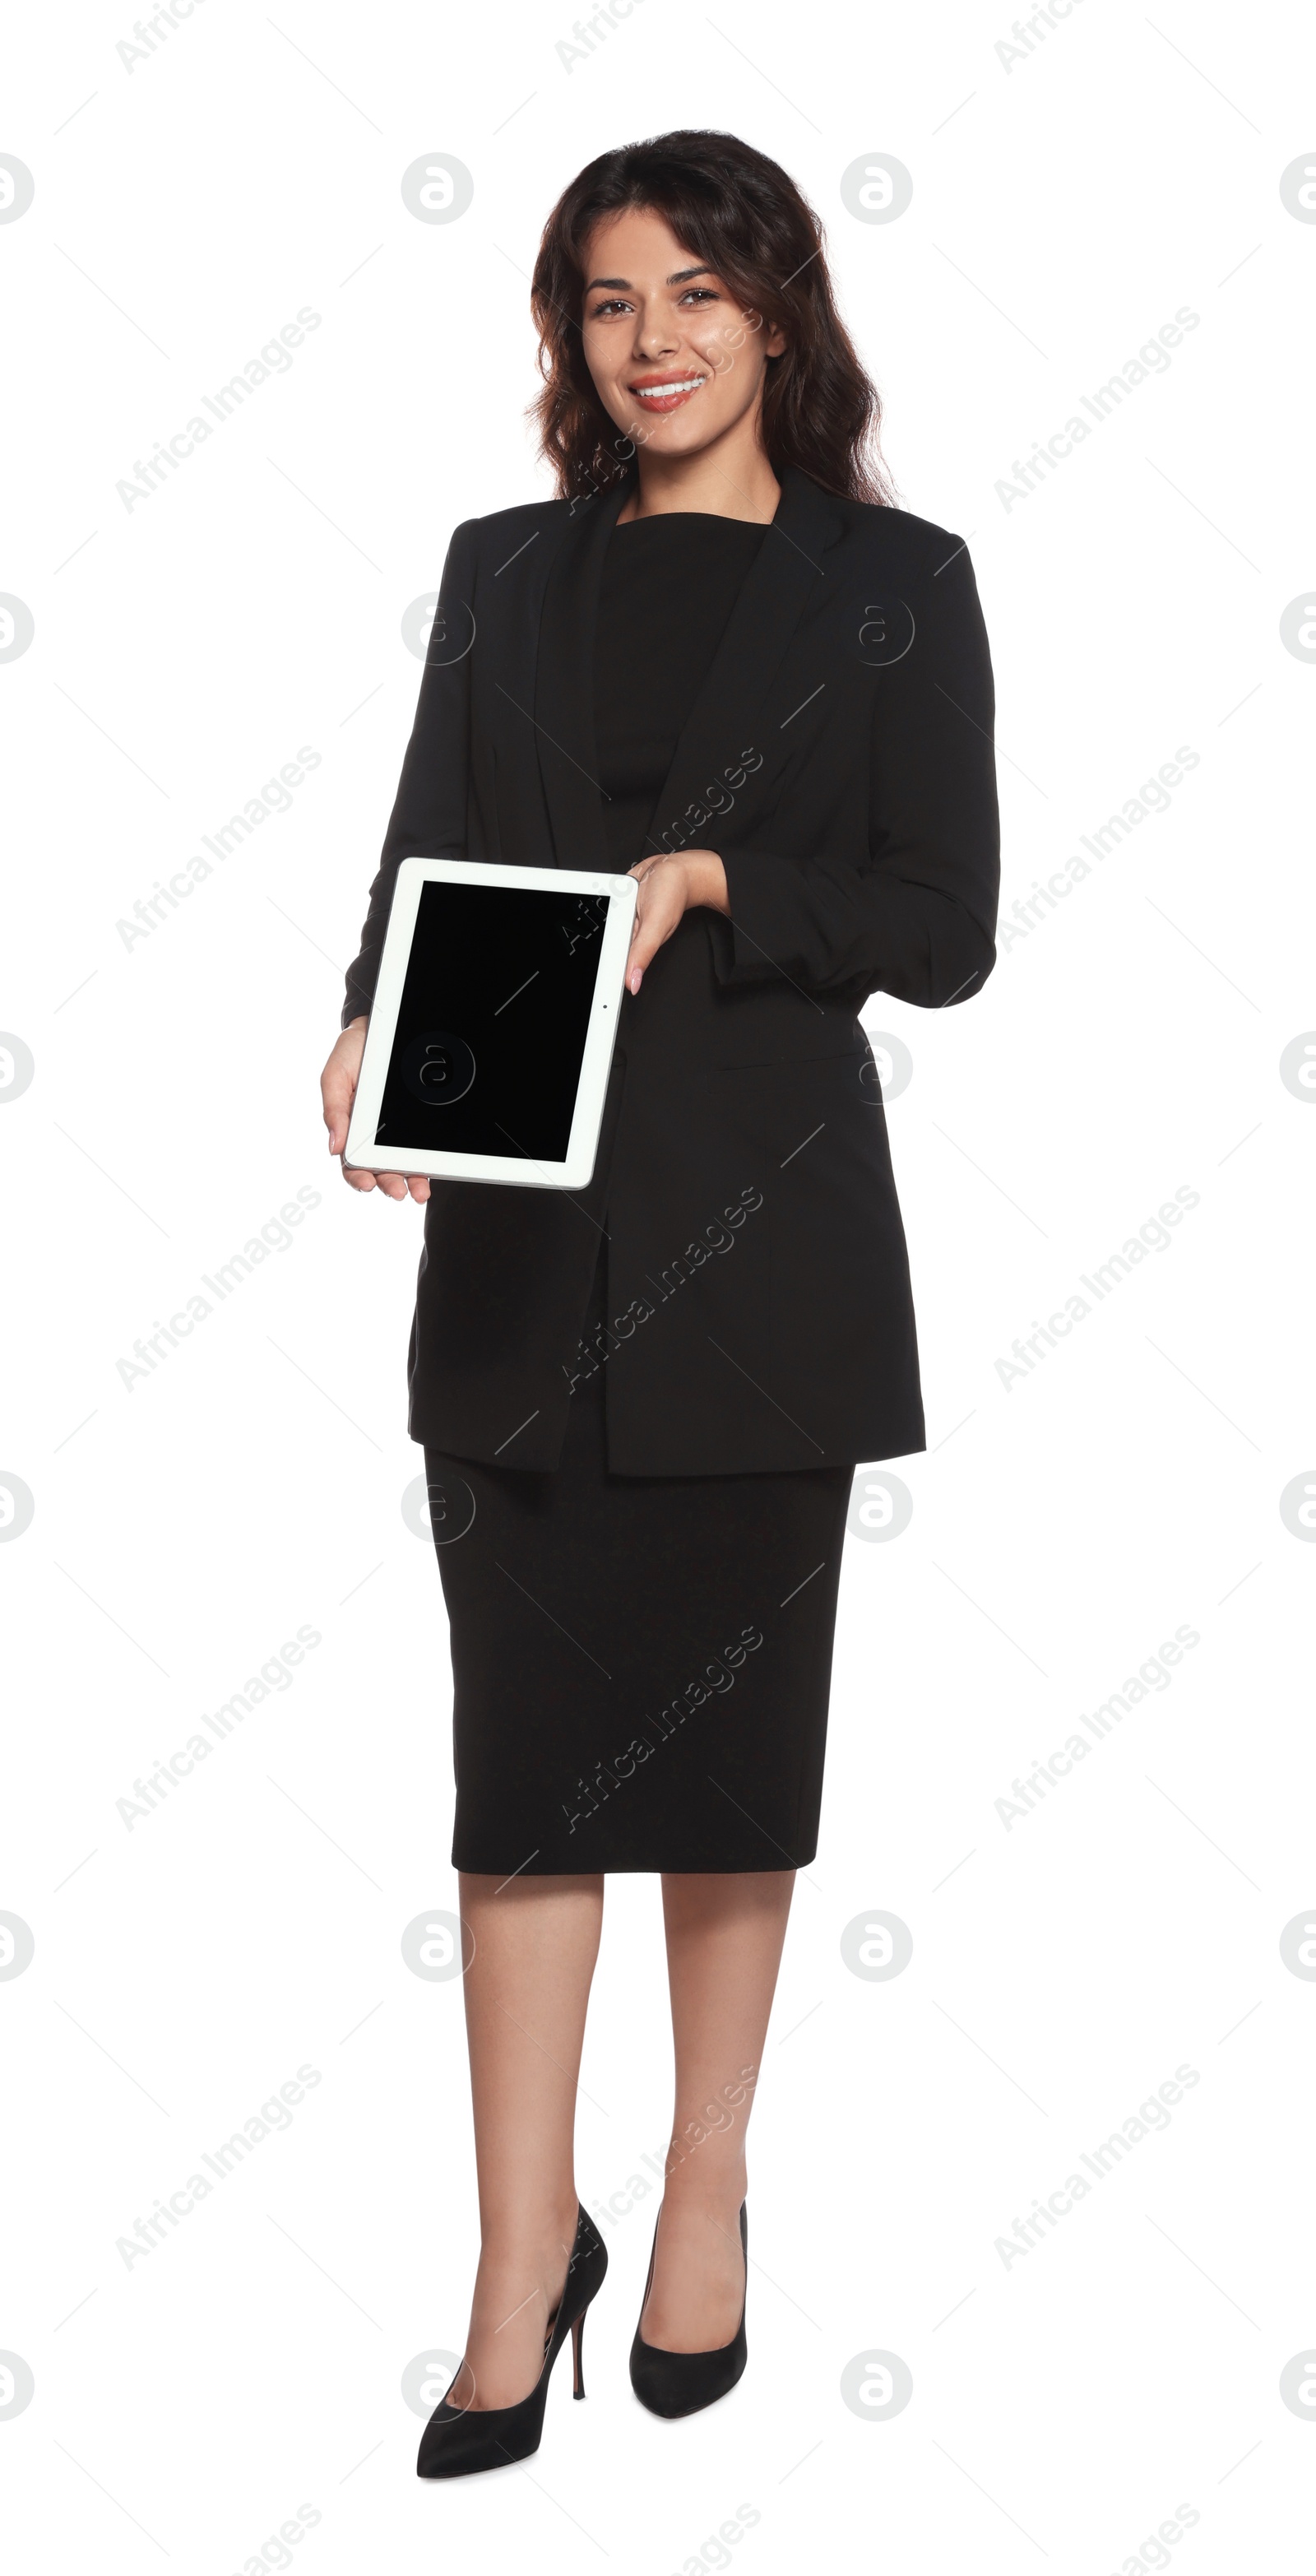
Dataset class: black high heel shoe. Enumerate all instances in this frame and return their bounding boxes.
[628,2202,748,2418]
[416,2205,607,2478]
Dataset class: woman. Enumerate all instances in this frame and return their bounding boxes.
[321,128,999,2476]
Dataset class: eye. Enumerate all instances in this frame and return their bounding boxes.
[679,287,718,304]
[589,297,633,318]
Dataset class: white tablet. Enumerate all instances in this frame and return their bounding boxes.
[343,856,637,1190]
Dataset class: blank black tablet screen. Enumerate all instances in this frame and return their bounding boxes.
[374,879,611,1163]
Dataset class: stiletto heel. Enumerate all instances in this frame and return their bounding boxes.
[629,2201,748,2419]
[571,2307,586,2399]
[417,2204,607,2478]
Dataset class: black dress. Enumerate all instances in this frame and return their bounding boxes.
[424,514,855,1876]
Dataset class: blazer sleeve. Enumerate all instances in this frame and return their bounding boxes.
[340,517,479,1030]
[713,537,1000,1009]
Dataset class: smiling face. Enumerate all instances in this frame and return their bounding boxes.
[579,204,786,466]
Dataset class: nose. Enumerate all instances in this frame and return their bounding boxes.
[631,297,679,363]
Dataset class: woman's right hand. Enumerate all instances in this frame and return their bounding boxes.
[321,1017,431,1203]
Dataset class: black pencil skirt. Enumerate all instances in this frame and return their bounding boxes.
[423,1255,854,1875]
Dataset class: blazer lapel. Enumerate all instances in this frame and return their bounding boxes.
[528,464,842,873]
[533,477,631,871]
[638,466,844,857]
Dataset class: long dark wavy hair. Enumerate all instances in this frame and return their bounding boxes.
[530,129,893,507]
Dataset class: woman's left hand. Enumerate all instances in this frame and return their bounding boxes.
[624,848,729,994]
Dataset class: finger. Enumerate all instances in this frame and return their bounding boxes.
[627,925,657,992]
[322,1074,354,1155]
[343,1156,424,1200]
[625,893,677,991]
[323,1023,366,1149]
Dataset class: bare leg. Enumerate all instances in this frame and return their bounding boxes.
[640,1869,795,2351]
[447,1871,604,2411]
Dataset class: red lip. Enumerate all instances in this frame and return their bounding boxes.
[627,373,706,415]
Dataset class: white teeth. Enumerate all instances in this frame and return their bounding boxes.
[634,378,704,397]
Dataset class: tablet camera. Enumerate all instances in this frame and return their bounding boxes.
[399,1030,477,1107]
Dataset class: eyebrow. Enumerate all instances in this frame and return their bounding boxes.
[584,265,715,292]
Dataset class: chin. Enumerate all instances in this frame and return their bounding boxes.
[643,413,722,454]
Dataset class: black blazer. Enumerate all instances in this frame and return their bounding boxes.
[341,465,1000,1475]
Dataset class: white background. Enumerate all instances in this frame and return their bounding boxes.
[2,2,1314,2569]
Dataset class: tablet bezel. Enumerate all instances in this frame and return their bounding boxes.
[342,856,637,1190]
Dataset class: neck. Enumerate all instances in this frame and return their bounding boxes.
[620,417,781,525]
